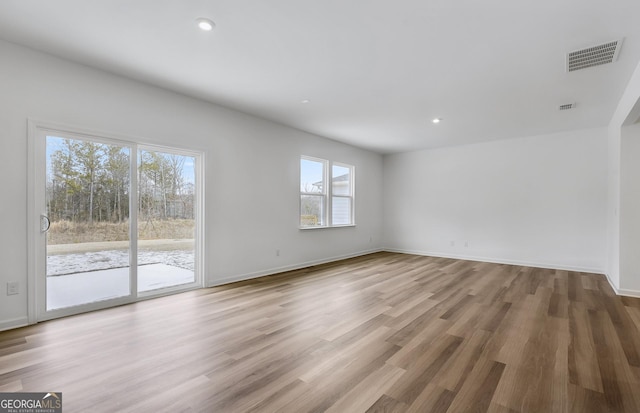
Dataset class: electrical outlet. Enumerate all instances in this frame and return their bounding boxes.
[7,282,19,296]
[465,241,469,247]
[369,236,373,243]
[450,241,455,247]
[276,249,280,257]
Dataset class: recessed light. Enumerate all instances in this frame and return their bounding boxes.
[196,18,215,31]
[432,118,441,124]
[301,99,310,104]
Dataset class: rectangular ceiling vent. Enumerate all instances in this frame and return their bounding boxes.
[559,103,576,110]
[566,38,623,72]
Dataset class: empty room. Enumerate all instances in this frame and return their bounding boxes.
[2,1,640,412]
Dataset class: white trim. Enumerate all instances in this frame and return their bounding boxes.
[0,317,29,332]
[25,119,207,154]
[195,152,206,291]
[38,296,135,322]
[616,288,640,298]
[383,248,605,274]
[603,272,640,298]
[207,248,383,287]
[27,120,38,324]
[299,224,356,230]
[130,139,139,297]
[603,272,621,294]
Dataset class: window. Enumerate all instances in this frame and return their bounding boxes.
[300,156,354,228]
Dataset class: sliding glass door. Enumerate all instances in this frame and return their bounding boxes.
[45,136,132,310]
[30,122,202,321]
[137,149,196,293]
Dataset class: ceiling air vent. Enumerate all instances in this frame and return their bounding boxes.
[559,103,576,111]
[566,39,623,72]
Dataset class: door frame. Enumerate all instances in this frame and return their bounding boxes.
[27,119,204,323]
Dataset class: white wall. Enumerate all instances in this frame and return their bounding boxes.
[383,129,608,272]
[620,122,640,294]
[606,123,621,289]
[607,59,640,296]
[0,40,383,330]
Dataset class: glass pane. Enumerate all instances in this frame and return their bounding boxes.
[301,195,325,226]
[138,150,196,292]
[332,197,352,225]
[301,158,324,193]
[332,165,351,196]
[46,136,131,310]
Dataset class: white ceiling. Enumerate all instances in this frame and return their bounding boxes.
[1,0,640,153]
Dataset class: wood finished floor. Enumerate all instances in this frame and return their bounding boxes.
[2,252,640,412]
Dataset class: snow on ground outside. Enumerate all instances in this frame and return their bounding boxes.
[47,264,196,310]
[47,249,194,276]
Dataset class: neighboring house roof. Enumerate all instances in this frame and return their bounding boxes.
[312,173,349,189]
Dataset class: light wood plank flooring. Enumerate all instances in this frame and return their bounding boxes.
[2,252,640,412]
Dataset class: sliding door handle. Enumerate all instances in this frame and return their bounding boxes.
[40,215,51,233]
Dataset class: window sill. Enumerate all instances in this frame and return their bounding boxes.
[299,224,356,230]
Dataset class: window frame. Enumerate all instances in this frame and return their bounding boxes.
[299,155,355,229]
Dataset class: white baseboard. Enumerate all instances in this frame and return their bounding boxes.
[616,288,640,298]
[604,272,621,295]
[603,272,640,298]
[206,248,383,287]
[0,317,29,332]
[383,248,605,274]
